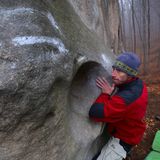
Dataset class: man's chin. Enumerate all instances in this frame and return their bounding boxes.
[113,79,122,85]
[113,79,118,83]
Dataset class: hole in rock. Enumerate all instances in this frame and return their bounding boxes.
[68,61,112,160]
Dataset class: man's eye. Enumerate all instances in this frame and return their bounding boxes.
[112,67,121,72]
[116,68,122,72]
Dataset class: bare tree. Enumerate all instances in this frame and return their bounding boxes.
[131,0,136,52]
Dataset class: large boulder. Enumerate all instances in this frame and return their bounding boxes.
[0,0,114,159]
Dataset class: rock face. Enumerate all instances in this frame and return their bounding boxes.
[68,0,121,54]
[0,0,114,160]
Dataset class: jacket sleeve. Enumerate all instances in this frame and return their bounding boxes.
[89,93,127,123]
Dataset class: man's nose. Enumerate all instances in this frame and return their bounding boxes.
[112,69,117,76]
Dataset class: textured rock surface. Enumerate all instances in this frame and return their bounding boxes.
[68,0,121,54]
[0,0,114,160]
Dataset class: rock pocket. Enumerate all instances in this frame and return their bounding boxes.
[67,61,112,160]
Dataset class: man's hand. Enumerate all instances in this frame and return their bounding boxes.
[96,77,115,95]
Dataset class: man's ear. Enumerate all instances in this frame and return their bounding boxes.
[127,75,134,80]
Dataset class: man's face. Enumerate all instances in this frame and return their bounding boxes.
[112,67,129,85]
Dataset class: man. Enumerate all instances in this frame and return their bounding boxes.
[89,52,148,160]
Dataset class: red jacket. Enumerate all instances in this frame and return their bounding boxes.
[89,78,148,145]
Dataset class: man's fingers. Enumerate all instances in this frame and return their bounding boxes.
[102,77,110,85]
[96,77,115,94]
[96,79,104,88]
[112,83,115,88]
[96,77,112,91]
[96,83,103,89]
[96,77,110,87]
[96,78,104,85]
[96,77,106,85]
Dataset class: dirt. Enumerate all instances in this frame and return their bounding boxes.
[130,74,160,160]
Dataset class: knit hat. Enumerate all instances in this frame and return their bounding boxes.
[112,52,141,76]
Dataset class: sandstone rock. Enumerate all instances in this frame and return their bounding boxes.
[68,0,121,54]
[0,0,114,160]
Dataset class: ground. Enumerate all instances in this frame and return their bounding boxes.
[130,74,160,160]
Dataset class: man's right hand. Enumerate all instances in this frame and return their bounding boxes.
[96,77,115,95]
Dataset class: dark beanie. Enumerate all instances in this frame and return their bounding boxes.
[112,52,141,76]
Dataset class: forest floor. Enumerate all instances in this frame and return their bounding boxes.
[130,73,160,160]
